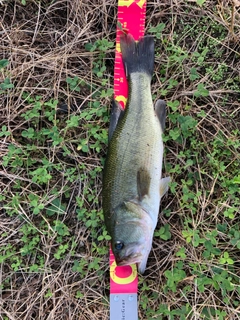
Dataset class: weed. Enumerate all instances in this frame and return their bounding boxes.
[0,125,11,137]
[154,223,171,240]
[0,77,14,92]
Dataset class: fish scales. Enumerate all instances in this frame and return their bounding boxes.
[104,73,163,215]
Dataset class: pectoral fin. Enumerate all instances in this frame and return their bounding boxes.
[160,176,171,197]
[137,167,151,201]
[109,99,125,141]
[154,99,166,132]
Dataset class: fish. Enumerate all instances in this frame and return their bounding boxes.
[102,33,170,274]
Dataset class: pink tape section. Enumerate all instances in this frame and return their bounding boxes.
[110,248,138,294]
[114,1,147,109]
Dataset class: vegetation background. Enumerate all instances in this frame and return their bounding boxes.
[0,0,239,319]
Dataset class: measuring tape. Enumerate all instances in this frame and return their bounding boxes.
[113,0,146,108]
[110,1,147,319]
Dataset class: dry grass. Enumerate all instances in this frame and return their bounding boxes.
[0,0,240,319]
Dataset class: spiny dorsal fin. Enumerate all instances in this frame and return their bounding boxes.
[137,167,151,201]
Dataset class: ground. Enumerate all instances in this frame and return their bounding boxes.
[0,0,239,319]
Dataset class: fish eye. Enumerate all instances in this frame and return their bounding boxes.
[115,241,124,251]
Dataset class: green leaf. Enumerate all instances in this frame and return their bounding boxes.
[189,67,200,81]
[66,115,80,128]
[155,224,171,240]
[194,83,209,97]
[0,59,9,69]
[21,127,35,139]
[232,175,240,184]
[176,247,186,259]
[149,23,165,39]
[196,0,207,6]
[53,220,70,236]
[85,43,97,52]
[0,125,11,137]
[0,77,14,90]
[46,198,66,216]
[169,127,181,141]
[30,167,52,184]
[167,100,179,111]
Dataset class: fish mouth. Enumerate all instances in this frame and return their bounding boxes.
[114,243,150,274]
[116,256,148,274]
[115,253,142,267]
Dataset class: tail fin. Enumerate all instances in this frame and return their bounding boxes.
[120,33,154,78]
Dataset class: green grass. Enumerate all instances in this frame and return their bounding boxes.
[0,0,239,319]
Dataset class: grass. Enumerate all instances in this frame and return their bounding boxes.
[0,0,239,319]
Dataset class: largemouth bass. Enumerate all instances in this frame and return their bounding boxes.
[102,33,170,274]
